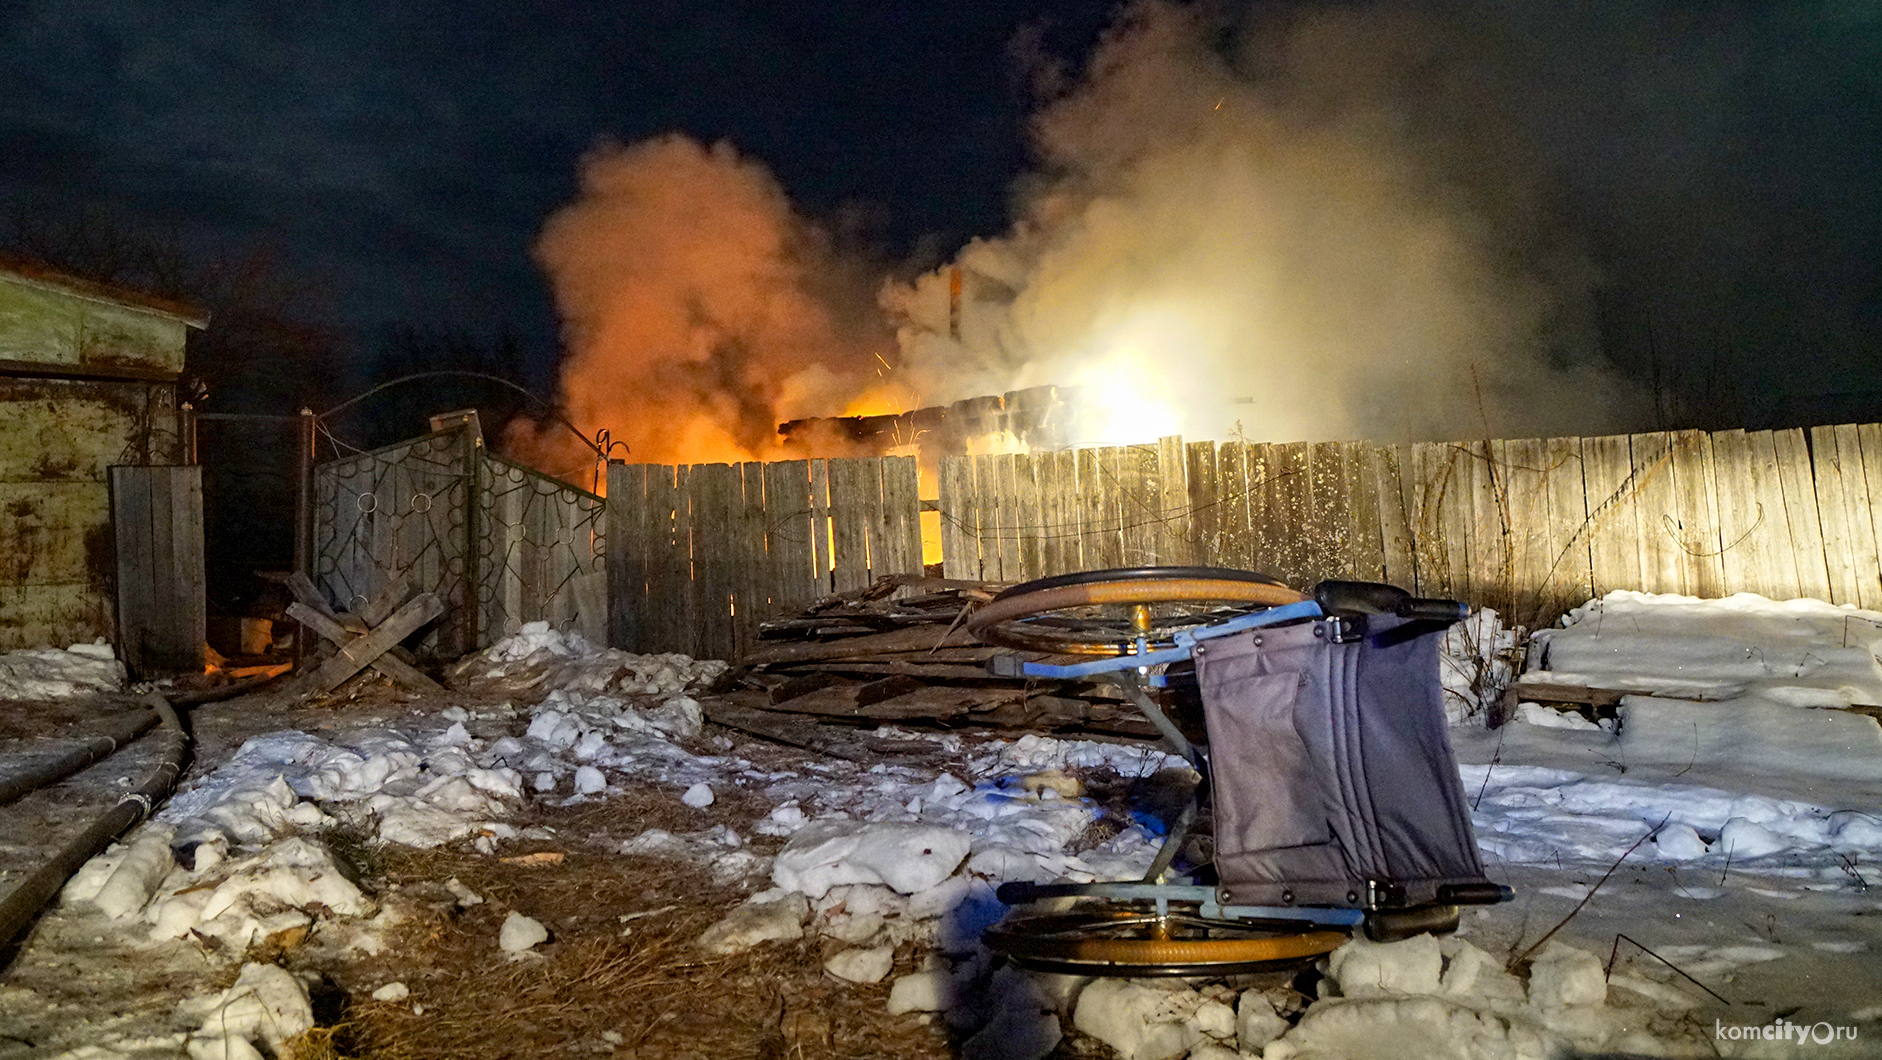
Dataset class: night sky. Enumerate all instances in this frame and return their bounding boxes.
[1,0,1878,425]
[0,1,1113,380]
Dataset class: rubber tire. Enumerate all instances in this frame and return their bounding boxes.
[968,567,1307,655]
[985,908,1347,977]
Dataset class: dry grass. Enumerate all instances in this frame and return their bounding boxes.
[310,787,958,1060]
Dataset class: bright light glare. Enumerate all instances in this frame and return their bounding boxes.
[1060,305,1198,445]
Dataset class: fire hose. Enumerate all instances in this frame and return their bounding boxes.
[0,674,276,954]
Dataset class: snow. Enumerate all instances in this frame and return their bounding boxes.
[36,595,1882,1057]
[0,641,126,699]
[498,911,549,953]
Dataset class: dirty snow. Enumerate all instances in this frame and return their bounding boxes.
[0,641,125,699]
[25,595,1882,1058]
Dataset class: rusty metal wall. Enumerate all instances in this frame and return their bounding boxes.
[0,376,181,650]
[0,272,192,652]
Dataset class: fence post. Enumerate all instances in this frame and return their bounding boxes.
[177,403,196,464]
[462,423,483,653]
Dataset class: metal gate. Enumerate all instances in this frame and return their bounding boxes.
[312,421,604,660]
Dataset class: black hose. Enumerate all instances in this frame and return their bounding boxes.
[0,707,160,808]
[0,670,278,809]
[0,692,191,955]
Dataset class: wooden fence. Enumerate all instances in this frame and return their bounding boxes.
[606,455,922,658]
[937,424,1882,628]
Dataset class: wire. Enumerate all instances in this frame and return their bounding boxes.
[315,371,607,459]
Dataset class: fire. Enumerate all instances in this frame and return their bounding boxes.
[840,378,920,419]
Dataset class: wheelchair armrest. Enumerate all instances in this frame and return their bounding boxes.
[1313,580,1468,623]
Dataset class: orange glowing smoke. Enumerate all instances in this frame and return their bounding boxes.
[504,135,892,478]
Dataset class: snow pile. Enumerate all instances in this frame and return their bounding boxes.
[1466,762,1882,873]
[178,962,315,1060]
[0,641,125,699]
[453,621,727,695]
[1515,591,1882,781]
[158,725,522,851]
[1260,935,1668,1060]
[1535,591,1882,706]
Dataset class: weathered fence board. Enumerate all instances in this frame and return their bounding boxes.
[921,421,1882,631]
[110,465,206,678]
[607,455,922,658]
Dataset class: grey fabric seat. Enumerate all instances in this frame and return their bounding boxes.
[1194,613,1499,910]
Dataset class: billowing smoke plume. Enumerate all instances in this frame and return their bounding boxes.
[519,1,1654,476]
[506,134,896,473]
[883,1,1647,444]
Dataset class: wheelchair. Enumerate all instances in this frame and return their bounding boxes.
[969,567,1512,976]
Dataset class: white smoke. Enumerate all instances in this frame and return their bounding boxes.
[881,1,1647,446]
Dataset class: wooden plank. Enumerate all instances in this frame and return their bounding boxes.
[739,623,981,665]
[878,455,922,578]
[1622,432,1675,596]
[1073,448,1105,572]
[1371,445,1416,589]
[299,593,445,695]
[731,461,768,657]
[980,453,1007,581]
[1012,453,1045,580]
[1812,426,1866,606]
[145,467,180,664]
[962,455,989,580]
[286,601,442,692]
[1112,443,1151,567]
[1458,441,1503,613]
[936,455,974,580]
[691,463,739,658]
[1850,424,1882,609]
[1156,435,1190,566]
[1773,428,1831,603]
[1341,442,1385,583]
[762,460,812,620]
[826,457,876,593]
[1091,447,1125,570]
[356,575,412,629]
[1539,436,1591,618]
[1664,431,1724,599]
[1186,442,1220,567]
[1258,442,1301,587]
[109,467,155,676]
[170,469,205,662]
[1581,434,1641,597]
[808,459,833,599]
[606,462,644,650]
[1750,430,1803,598]
[1711,429,1760,596]
[667,465,697,656]
[1494,438,1547,623]
[1036,450,1068,577]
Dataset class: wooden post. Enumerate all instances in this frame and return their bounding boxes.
[178,403,196,464]
[293,408,315,577]
[292,408,316,668]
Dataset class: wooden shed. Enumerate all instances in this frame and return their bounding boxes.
[0,256,208,671]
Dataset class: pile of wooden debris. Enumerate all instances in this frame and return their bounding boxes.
[706,575,1157,758]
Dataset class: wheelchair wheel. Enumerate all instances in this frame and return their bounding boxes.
[984,905,1347,977]
[967,566,1307,657]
